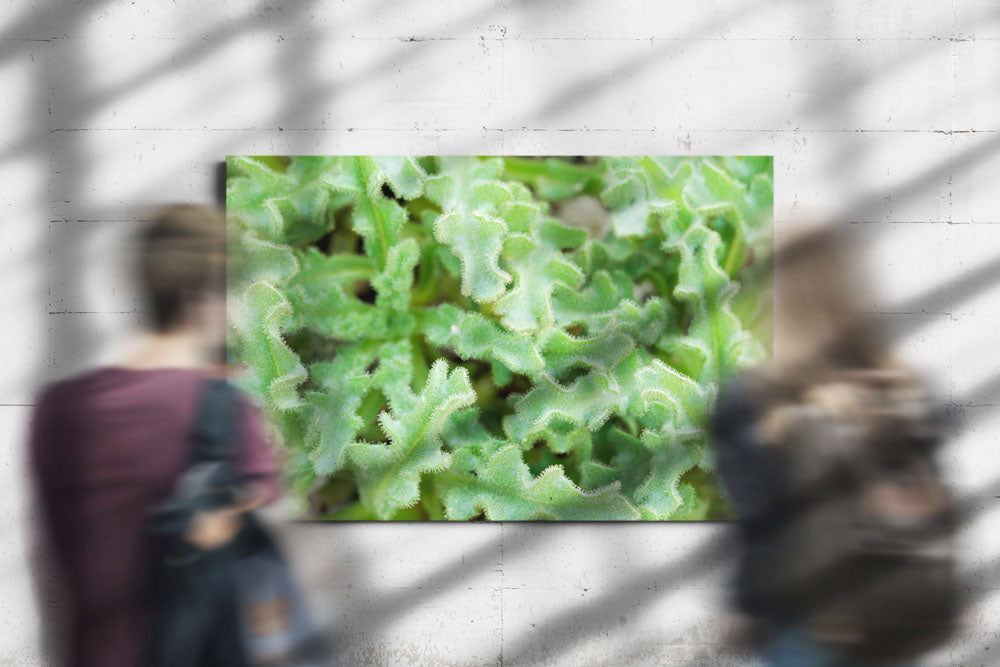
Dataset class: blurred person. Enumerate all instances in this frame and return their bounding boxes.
[29,205,278,666]
[710,227,959,666]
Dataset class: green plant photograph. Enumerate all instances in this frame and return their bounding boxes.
[226,155,773,521]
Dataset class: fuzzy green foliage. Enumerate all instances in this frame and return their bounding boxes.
[226,155,773,520]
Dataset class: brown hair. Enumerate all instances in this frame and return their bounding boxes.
[757,224,893,401]
[136,204,226,331]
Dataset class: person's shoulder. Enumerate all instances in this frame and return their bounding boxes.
[711,369,785,436]
[29,369,123,444]
[33,368,108,408]
[716,369,775,412]
[229,384,267,426]
[37,366,209,409]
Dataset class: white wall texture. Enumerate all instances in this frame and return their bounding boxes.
[1,1,999,665]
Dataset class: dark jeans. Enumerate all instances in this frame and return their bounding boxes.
[766,626,916,667]
[155,543,251,667]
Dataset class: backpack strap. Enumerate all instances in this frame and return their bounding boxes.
[150,379,242,546]
[182,378,242,508]
[189,378,240,466]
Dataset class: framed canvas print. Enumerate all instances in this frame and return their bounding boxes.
[226,156,773,521]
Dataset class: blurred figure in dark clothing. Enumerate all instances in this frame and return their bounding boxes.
[711,227,959,666]
[29,205,278,667]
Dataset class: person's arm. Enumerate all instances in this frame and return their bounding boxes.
[27,385,65,538]
[234,395,280,506]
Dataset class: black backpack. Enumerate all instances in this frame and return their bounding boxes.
[149,379,328,666]
[721,370,959,663]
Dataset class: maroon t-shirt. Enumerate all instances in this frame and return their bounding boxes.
[29,367,279,667]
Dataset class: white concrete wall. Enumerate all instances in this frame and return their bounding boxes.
[2,1,998,665]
